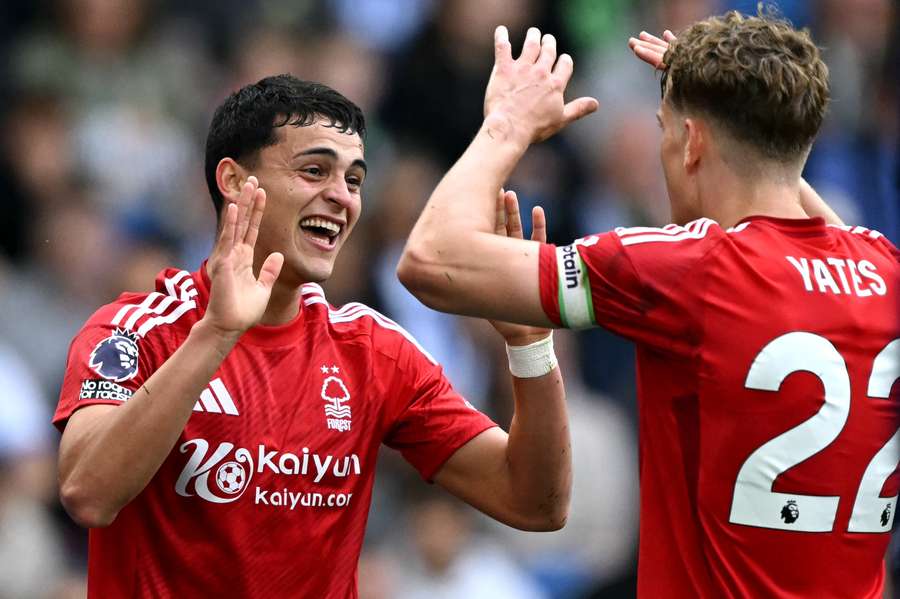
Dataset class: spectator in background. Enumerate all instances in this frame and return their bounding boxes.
[0,343,72,598]
[490,331,638,599]
[392,487,548,599]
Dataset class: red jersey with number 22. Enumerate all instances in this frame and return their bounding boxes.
[539,216,900,598]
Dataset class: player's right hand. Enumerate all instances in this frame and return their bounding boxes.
[483,25,598,146]
[627,30,677,70]
[203,176,284,338]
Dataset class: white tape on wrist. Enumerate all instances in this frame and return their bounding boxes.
[506,335,557,379]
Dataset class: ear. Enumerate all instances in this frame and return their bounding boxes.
[682,118,704,174]
[216,157,247,204]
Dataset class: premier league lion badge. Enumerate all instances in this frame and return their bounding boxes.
[89,328,140,382]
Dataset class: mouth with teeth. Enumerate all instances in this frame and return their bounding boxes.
[299,216,343,250]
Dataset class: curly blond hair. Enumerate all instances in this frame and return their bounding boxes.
[661,11,829,164]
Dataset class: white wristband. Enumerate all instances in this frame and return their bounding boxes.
[506,335,558,379]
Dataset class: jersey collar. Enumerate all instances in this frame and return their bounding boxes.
[735,215,828,237]
[195,261,310,347]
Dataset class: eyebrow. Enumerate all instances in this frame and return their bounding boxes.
[295,147,367,174]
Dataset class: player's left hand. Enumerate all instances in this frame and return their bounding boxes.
[483,26,599,146]
[488,189,552,346]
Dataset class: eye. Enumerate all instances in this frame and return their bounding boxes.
[301,166,324,177]
[346,176,363,191]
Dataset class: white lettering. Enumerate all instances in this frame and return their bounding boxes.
[858,260,887,296]
[812,259,841,294]
[847,260,872,297]
[252,487,352,510]
[258,446,279,473]
[313,454,332,483]
[787,256,887,298]
[786,256,813,291]
[278,452,301,475]
[826,258,852,294]
[327,418,352,432]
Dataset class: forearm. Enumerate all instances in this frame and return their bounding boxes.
[399,116,530,295]
[800,178,844,225]
[504,366,571,528]
[59,320,238,525]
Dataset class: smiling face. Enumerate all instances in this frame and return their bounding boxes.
[246,119,366,286]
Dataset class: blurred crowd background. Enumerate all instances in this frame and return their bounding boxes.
[0,0,896,597]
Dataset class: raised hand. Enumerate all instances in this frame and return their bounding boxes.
[484,26,599,145]
[204,176,284,337]
[488,189,553,345]
[627,30,677,70]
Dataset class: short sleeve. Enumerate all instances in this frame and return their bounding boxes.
[383,336,496,482]
[53,319,164,431]
[539,219,726,353]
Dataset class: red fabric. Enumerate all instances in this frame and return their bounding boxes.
[55,266,495,599]
[540,216,900,598]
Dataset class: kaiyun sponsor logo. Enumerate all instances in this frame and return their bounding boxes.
[175,439,362,508]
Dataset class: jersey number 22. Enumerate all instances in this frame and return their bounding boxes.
[729,332,900,533]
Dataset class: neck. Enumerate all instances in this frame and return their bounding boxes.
[259,276,302,326]
[700,168,809,229]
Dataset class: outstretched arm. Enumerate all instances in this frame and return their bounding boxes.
[58,177,283,527]
[397,26,597,326]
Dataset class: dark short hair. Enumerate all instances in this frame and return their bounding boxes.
[661,11,829,164]
[204,74,366,215]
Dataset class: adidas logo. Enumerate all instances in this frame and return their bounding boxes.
[193,378,239,416]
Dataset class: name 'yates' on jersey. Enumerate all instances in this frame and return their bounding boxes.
[786,256,887,297]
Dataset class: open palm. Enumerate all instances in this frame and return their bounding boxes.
[204,176,284,336]
[488,190,552,345]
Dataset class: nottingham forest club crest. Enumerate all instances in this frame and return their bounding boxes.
[320,364,351,432]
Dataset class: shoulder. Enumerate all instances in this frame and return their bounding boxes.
[567,218,728,280]
[827,224,899,258]
[301,283,437,366]
[78,267,201,342]
[611,217,726,248]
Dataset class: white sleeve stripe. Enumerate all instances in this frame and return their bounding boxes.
[111,292,163,327]
[303,296,329,307]
[136,300,196,337]
[615,224,684,236]
[210,379,239,415]
[726,222,751,233]
[827,224,884,240]
[620,218,715,246]
[164,270,191,298]
[108,272,198,336]
[328,307,438,365]
[124,295,177,330]
[300,283,325,297]
[198,388,221,413]
[178,278,196,301]
[616,218,714,240]
[301,290,438,365]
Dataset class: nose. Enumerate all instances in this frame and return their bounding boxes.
[324,177,354,210]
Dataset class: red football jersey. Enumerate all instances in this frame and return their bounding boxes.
[55,265,496,598]
[539,216,900,598]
